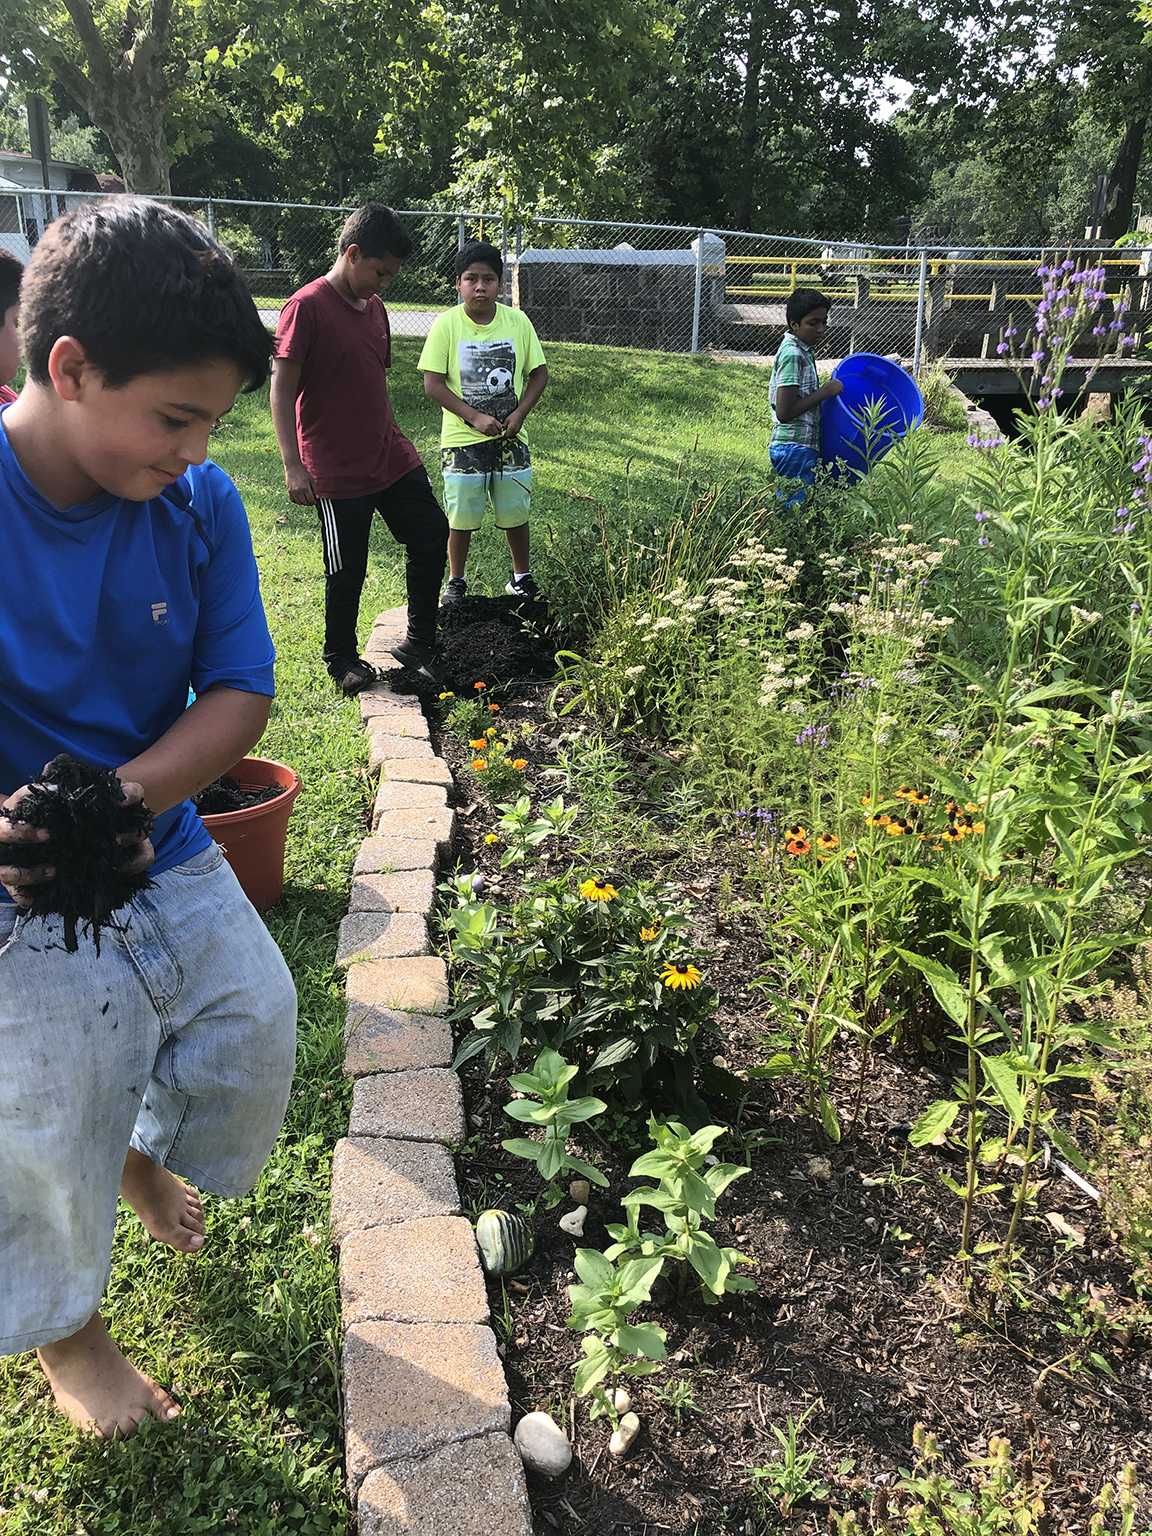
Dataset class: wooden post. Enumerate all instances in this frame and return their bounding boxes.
[981,279,1000,359]
[850,272,871,354]
[923,269,947,365]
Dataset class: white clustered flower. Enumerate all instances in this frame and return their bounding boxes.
[786,622,816,641]
[934,724,961,742]
[782,700,807,714]
[652,615,676,631]
[1071,606,1102,626]
[624,665,646,678]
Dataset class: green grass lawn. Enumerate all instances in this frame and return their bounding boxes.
[0,340,981,1534]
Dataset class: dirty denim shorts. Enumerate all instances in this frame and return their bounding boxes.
[0,842,298,1354]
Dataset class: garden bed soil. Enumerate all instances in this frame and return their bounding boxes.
[429,684,1152,1536]
[383,593,559,696]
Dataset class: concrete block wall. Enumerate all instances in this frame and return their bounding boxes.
[329,608,533,1534]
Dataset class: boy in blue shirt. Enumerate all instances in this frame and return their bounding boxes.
[769,288,842,503]
[0,199,297,1438]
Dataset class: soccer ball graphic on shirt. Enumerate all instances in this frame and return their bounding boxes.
[459,339,518,420]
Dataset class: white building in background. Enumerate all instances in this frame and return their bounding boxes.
[0,148,121,259]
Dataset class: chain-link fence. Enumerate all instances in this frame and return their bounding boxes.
[3,189,1150,368]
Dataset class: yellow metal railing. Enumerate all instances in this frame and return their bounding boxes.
[724,251,1145,305]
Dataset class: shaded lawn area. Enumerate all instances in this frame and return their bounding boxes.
[0,341,980,1534]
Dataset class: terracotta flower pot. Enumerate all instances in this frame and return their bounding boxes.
[198,755,302,912]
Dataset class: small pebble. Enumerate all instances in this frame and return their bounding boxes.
[514,1412,572,1477]
[559,1205,587,1237]
[806,1155,833,1183]
[711,1055,728,1068]
[609,1411,640,1458]
[613,1387,632,1414]
[569,1178,591,1205]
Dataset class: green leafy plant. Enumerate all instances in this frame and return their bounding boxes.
[494,793,578,867]
[748,1406,829,1518]
[605,1116,754,1302]
[449,876,718,1107]
[501,1047,608,1205]
[566,1248,667,1418]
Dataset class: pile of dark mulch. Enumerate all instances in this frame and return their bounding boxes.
[192,776,287,816]
[0,754,154,951]
[385,594,559,695]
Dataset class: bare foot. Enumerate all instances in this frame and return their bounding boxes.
[119,1147,205,1253]
[38,1313,180,1439]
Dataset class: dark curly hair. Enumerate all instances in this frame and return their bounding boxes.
[20,196,273,390]
[0,249,23,317]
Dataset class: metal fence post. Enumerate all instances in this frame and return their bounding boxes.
[205,198,216,237]
[690,230,705,354]
[912,249,928,375]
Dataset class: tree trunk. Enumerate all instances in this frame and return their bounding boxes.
[1098,113,1147,244]
[49,0,174,194]
[734,3,764,230]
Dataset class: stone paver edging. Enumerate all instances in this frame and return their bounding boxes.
[330,608,533,1532]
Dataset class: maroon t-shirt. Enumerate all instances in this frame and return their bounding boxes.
[0,385,16,406]
[275,277,422,500]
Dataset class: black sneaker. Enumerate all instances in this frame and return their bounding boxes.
[327,656,377,696]
[505,572,542,601]
[441,576,468,605]
[389,639,444,685]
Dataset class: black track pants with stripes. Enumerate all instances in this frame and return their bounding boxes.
[315,467,448,662]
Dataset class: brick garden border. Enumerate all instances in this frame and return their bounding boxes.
[329,607,534,1536]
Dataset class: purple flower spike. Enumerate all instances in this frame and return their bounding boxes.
[1059,306,1075,320]
[996,342,1009,355]
[978,536,991,547]
[1030,350,1045,362]
[1093,326,1106,337]
[975,510,988,522]
[1061,258,1075,272]
[1038,264,1050,277]
[1005,327,1017,338]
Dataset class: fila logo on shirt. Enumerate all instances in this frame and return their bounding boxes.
[151,602,168,625]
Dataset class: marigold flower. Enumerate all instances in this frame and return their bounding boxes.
[472,758,488,771]
[488,703,501,712]
[438,691,454,700]
[786,838,812,856]
[580,877,618,901]
[469,738,487,749]
[512,759,528,770]
[474,681,487,690]
[661,960,702,990]
[816,833,839,850]
[484,832,499,844]
[485,727,497,737]
[640,924,661,942]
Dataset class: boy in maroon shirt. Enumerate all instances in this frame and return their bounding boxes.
[271,205,448,691]
[0,250,23,407]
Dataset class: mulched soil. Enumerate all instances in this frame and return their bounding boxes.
[384,616,1151,1536]
[382,593,559,696]
[192,775,289,816]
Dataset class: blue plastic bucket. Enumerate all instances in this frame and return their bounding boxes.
[820,353,924,481]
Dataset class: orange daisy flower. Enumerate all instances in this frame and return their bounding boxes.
[786,838,812,857]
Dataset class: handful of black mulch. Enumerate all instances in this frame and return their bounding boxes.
[0,754,154,951]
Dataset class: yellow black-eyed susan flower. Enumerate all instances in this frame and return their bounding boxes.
[971,821,986,834]
[965,802,982,814]
[786,838,812,856]
[866,814,890,827]
[661,960,702,990]
[785,823,808,840]
[941,825,964,843]
[640,924,661,942]
[816,833,839,851]
[945,799,960,820]
[907,789,929,806]
[861,794,872,808]
[579,878,618,901]
[895,784,912,800]
[472,758,488,771]
[886,817,911,837]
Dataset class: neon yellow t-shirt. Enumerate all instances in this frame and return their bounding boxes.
[417,302,547,449]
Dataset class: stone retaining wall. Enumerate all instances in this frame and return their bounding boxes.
[328,607,533,1535]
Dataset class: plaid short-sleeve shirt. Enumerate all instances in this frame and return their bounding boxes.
[770,332,820,449]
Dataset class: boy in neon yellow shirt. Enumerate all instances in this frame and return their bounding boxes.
[419,242,548,602]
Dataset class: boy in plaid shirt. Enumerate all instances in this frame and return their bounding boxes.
[769,288,842,504]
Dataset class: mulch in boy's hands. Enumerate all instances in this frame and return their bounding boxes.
[0,754,154,952]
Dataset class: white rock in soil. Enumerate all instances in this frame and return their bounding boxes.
[613,1387,632,1414]
[559,1205,587,1237]
[514,1412,572,1478]
[609,1412,640,1458]
[806,1155,833,1183]
[569,1178,591,1205]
